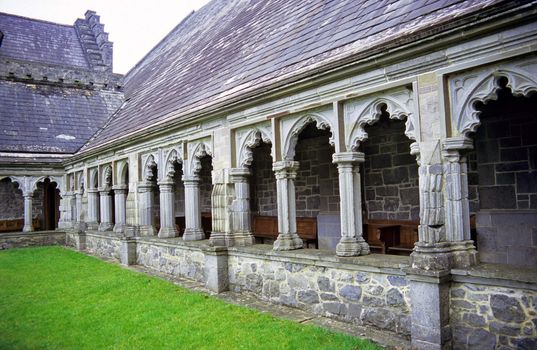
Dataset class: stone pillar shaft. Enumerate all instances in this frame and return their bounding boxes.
[113,186,128,233]
[183,175,204,241]
[333,152,369,256]
[22,192,34,232]
[98,188,114,231]
[158,180,178,238]
[229,168,254,246]
[86,189,100,230]
[272,161,302,250]
[138,183,156,236]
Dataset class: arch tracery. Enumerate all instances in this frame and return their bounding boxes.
[282,112,334,161]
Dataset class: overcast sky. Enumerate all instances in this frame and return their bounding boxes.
[0,0,211,74]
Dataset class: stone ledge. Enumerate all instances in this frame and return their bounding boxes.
[452,263,537,290]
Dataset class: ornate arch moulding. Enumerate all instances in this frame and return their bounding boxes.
[345,87,418,152]
[186,139,213,176]
[140,152,159,182]
[449,57,537,137]
[235,122,273,168]
[281,107,335,161]
[115,160,130,185]
[162,144,184,180]
[9,175,65,195]
[88,168,99,189]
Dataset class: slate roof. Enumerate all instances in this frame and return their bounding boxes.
[0,79,122,153]
[81,0,510,152]
[0,11,123,155]
[0,12,89,68]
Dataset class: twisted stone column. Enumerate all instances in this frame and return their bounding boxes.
[158,179,178,238]
[22,192,34,232]
[98,188,114,231]
[230,168,255,246]
[113,185,128,233]
[86,189,100,230]
[182,175,205,241]
[138,182,156,236]
[333,152,369,256]
[272,161,302,251]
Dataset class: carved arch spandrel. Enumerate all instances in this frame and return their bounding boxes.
[345,88,417,151]
[236,123,273,168]
[163,145,184,180]
[449,58,537,137]
[281,109,335,161]
[141,152,159,182]
[9,175,65,195]
[101,165,113,188]
[186,139,213,176]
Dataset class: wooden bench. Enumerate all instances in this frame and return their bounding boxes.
[365,219,419,255]
[253,216,317,248]
[0,218,41,233]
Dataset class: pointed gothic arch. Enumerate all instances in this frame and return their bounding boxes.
[283,112,334,161]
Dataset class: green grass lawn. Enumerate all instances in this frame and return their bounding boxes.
[0,246,380,349]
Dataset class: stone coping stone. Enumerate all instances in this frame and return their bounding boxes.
[0,230,65,238]
[452,263,537,289]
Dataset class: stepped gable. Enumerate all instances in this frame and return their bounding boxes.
[80,0,505,152]
[0,11,123,155]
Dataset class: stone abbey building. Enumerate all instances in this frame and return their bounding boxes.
[1,1,536,349]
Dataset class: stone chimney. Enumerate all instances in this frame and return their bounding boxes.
[74,10,113,72]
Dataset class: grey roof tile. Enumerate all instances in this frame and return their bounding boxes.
[81,0,506,151]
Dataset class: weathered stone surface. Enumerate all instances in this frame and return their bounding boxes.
[317,276,335,292]
[467,329,497,350]
[362,308,395,330]
[340,285,362,301]
[491,294,526,323]
[387,288,405,306]
[512,337,537,350]
[324,302,347,316]
[387,275,407,286]
[297,290,320,304]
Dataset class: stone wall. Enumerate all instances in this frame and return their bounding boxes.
[0,231,65,249]
[250,143,277,216]
[227,252,411,336]
[199,156,212,213]
[136,240,205,283]
[467,88,537,266]
[450,282,537,349]
[85,232,121,261]
[0,178,24,220]
[294,127,339,218]
[173,167,185,216]
[362,117,419,221]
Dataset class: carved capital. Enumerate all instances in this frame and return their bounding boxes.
[332,151,364,165]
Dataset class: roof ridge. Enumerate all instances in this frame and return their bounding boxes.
[0,11,74,28]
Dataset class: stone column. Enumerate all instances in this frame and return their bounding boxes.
[182,175,205,241]
[412,137,478,271]
[138,182,156,236]
[98,188,114,231]
[157,179,178,238]
[86,189,100,230]
[272,161,302,250]
[113,185,128,233]
[58,192,74,229]
[229,168,255,246]
[333,152,369,256]
[74,190,86,232]
[22,192,34,232]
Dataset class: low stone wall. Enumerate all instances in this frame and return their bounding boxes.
[450,267,537,349]
[228,247,411,336]
[85,232,121,261]
[0,231,65,249]
[136,238,206,283]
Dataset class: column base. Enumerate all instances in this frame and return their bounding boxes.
[336,237,361,256]
[183,228,205,241]
[113,223,126,234]
[98,222,114,232]
[22,225,34,232]
[273,233,303,251]
[124,225,139,238]
[74,222,87,233]
[158,226,179,238]
[58,221,73,229]
[138,225,157,237]
[209,232,232,247]
[411,240,478,271]
[86,222,99,230]
[233,232,255,247]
